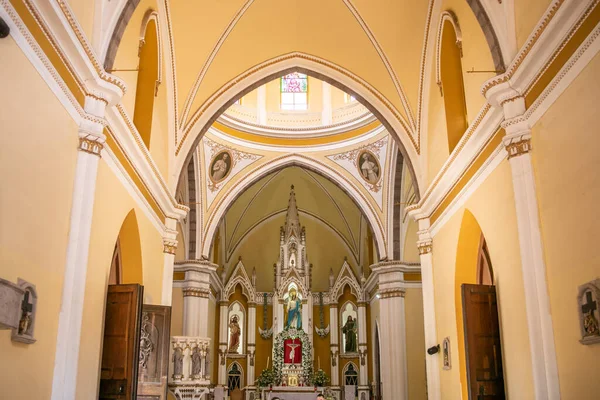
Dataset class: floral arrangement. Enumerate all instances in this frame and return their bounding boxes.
[273,328,313,385]
[312,368,330,387]
[256,367,276,388]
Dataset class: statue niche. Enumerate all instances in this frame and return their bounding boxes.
[285,286,302,330]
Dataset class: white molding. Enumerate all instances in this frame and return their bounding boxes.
[429,142,506,236]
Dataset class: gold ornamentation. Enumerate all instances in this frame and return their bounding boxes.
[182,287,210,298]
[379,289,406,299]
[78,137,103,156]
[506,138,532,159]
[163,241,177,255]
[330,137,387,193]
[499,95,523,107]
[417,241,433,255]
[204,138,260,192]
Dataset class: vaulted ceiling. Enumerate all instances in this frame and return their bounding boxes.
[220,166,374,290]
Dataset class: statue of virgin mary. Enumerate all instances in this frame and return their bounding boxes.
[285,288,302,330]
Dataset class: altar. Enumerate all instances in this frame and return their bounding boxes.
[263,386,318,400]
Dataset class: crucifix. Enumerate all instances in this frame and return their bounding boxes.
[287,342,301,365]
[18,291,33,335]
[582,291,599,336]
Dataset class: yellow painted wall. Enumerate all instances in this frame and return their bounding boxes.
[76,159,166,398]
[432,161,534,399]
[0,35,79,399]
[531,52,600,398]
[313,303,331,378]
[515,0,553,49]
[171,287,184,336]
[254,301,273,377]
[405,288,427,400]
[403,219,420,263]
[67,0,95,43]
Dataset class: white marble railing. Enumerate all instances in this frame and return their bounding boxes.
[170,336,212,384]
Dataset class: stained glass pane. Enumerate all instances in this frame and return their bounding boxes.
[281,73,308,93]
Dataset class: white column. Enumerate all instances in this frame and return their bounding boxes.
[179,262,216,337]
[371,262,408,400]
[329,304,340,387]
[503,126,560,399]
[416,222,441,400]
[322,81,332,125]
[257,84,267,125]
[161,217,178,306]
[247,303,256,387]
[218,300,229,385]
[51,96,107,400]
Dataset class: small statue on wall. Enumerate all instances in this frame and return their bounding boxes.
[342,316,358,353]
[229,315,241,353]
[578,280,600,345]
[172,346,184,378]
[11,280,37,344]
[191,347,202,377]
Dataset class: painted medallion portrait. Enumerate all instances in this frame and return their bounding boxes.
[209,150,233,183]
[357,150,381,184]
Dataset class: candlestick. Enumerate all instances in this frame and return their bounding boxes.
[267,356,270,369]
[318,356,321,370]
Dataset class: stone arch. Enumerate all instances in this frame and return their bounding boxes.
[173,54,423,194]
[201,154,388,261]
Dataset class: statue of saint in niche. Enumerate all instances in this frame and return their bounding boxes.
[228,315,241,353]
[191,347,202,377]
[285,288,302,330]
[172,347,184,377]
[358,151,380,184]
[342,315,357,353]
[210,151,232,182]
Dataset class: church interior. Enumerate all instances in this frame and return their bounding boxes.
[0,1,599,399]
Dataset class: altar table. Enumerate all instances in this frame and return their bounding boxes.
[263,386,319,400]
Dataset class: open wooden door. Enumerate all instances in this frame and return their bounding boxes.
[137,305,172,400]
[462,284,506,400]
[99,284,144,399]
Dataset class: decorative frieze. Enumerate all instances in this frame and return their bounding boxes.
[379,289,406,299]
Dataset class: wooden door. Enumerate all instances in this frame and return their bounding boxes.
[99,284,144,399]
[462,284,506,400]
[137,305,172,400]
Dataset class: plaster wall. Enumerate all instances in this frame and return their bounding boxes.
[404,288,427,400]
[531,51,600,398]
[0,35,79,399]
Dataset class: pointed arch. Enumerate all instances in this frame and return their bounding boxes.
[201,154,388,261]
[116,209,144,284]
[454,209,485,400]
[133,10,161,148]
[436,12,469,153]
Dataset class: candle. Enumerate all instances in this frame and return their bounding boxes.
[267,356,270,369]
[318,356,321,370]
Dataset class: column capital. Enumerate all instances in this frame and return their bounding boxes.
[78,136,104,157]
[163,239,178,255]
[505,137,532,159]
[417,240,433,255]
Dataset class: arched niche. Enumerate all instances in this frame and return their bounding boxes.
[437,12,469,154]
[340,301,358,354]
[227,301,246,355]
[133,11,161,149]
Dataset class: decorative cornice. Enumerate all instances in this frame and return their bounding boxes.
[182,287,210,298]
[505,138,532,159]
[78,137,104,157]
